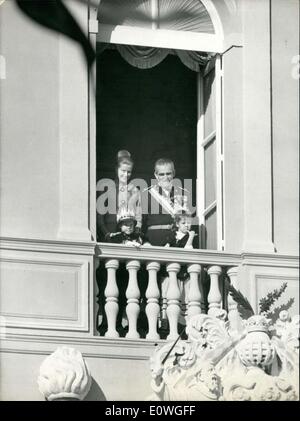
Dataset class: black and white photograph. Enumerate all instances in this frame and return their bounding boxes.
[0,0,299,404]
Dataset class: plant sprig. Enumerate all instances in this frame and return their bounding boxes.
[224,278,255,320]
[225,279,294,322]
[259,282,287,315]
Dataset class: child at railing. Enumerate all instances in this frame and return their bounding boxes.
[110,207,143,247]
[97,208,144,337]
[165,211,196,249]
[159,211,197,334]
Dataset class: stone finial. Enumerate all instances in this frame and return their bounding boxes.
[244,315,271,334]
[237,315,275,367]
[37,346,92,401]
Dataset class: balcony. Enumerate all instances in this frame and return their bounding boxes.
[95,243,241,341]
[0,237,298,401]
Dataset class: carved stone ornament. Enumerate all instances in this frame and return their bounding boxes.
[148,310,299,401]
[37,346,92,401]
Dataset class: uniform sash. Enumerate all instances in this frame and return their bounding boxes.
[149,186,176,217]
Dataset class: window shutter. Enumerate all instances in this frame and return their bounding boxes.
[197,55,223,250]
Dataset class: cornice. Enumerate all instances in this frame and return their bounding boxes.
[0,237,96,255]
[0,238,298,269]
[0,333,166,361]
[241,252,299,268]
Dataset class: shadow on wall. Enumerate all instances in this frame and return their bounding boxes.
[85,377,107,401]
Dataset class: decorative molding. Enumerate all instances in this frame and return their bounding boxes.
[0,332,165,361]
[0,237,297,269]
[0,237,96,255]
[0,257,89,331]
[97,243,241,266]
[241,252,299,268]
[97,244,298,269]
[200,0,224,40]
[97,24,223,53]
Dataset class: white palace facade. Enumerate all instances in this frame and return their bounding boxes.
[0,0,299,400]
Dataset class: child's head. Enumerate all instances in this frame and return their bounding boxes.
[117,207,137,234]
[119,219,135,235]
[174,211,192,234]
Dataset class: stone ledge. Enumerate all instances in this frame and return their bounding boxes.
[241,252,299,268]
[97,242,242,265]
[0,333,166,360]
[0,236,96,255]
[0,237,297,269]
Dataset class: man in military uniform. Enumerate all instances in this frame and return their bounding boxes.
[142,158,189,247]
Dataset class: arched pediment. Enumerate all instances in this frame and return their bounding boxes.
[98,0,215,34]
[96,0,225,53]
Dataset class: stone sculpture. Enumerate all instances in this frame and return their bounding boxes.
[148,310,299,401]
[37,346,92,401]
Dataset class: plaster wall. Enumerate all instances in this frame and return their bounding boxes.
[240,0,274,253]
[0,350,152,401]
[0,0,91,242]
[222,46,244,252]
[231,0,299,255]
[0,1,60,239]
[238,262,299,317]
[271,0,299,255]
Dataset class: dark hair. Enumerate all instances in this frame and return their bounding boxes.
[116,150,134,168]
[117,217,137,229]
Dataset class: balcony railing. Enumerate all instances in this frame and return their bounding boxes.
[95,243,241,341]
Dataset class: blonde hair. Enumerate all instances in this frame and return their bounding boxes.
[116,150,133,169]
[172,211,192,231]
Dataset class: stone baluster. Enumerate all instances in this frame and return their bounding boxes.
[166,263,181,341]
[125,260,141,339]
[145,262,161,340]
[227,266,243,332]
[207,265,222,317]
[187,264,202,319]
[104,259,119,338]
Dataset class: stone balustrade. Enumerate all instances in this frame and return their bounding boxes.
[96,243,241,340]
